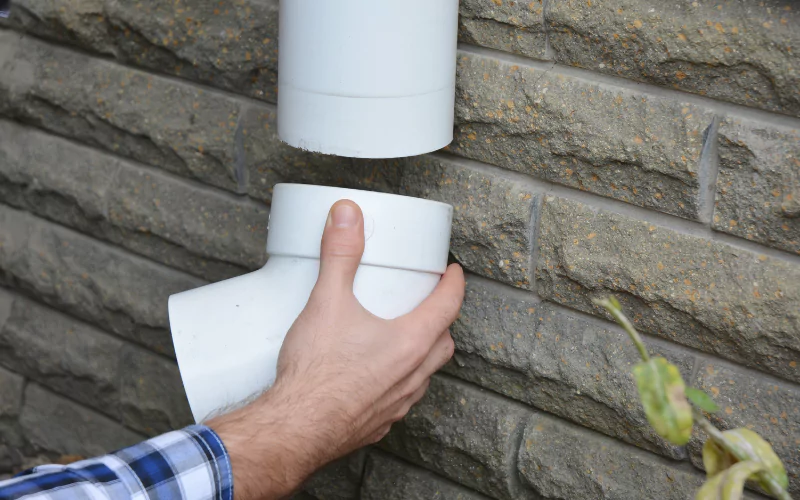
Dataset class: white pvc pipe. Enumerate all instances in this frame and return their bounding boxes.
[277,0,460,158]
[168,185,453,422]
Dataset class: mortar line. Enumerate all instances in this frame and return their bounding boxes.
[462,271,541,304]
[457,43,800,129]
[698,116,721,225]
[432,152,800,266]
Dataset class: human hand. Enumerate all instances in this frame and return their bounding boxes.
[210,200,465,500]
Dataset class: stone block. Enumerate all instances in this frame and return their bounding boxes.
[380,375,535,499]
[0,291,192,435]
[401,156,536,289]
[546,0,800,116]
[0,295,122,415]
[444,276,691,458]
[2,0,280,102]
[450,52,715,219]
[0,365,22,419]
[0,205,203,356]
[518,413,705,499]
[20,383,143,458]
[690,358,800,494]
[362,450,490,500]
[458,0,547,61]
[0,32,402,203]
[536,195,800,383]
[714,117,800,255]
[303,452,365,500]
[119,344,193,436]
[0,364,24,472]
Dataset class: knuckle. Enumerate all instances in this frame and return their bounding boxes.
[400,336,428,366]
[443,333,455,358]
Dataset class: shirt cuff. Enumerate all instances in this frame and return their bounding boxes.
[106,424,234,500]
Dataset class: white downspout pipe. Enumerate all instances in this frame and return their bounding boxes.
[277,0,460,158]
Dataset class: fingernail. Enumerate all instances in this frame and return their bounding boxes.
[331,203,358,228]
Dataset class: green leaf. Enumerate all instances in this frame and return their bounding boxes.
[633,357,693,445]
[686,387,719,413]
[608,296,621,310]
[695,461,765,500]
[702,428,789,491]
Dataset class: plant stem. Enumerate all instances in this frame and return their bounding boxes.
[603,302,650,362]
[694,410,792,500]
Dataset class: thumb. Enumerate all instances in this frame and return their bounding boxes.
[316,200,365,293]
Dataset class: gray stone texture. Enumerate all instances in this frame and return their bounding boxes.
[0,119,268,282]
[118,345,193,435]
[449,52,715,220]
[518,413,705,499]
[361,451,490,500]
[0,363,24,472]
[401,156,536,289]
[302,452,365,500]
[444,276,691,459]
[0,290,192,435]
[0,204,203,356]
[380,375,535,499]
[0,31,403,203]
[536,195,800,383]
[546,0,800,117]
[0,295,121,416]
[714,116,800,255]
[1,0,280,103]
[20,383,143,459]
[690,358,800,494]
[458,0,547,61]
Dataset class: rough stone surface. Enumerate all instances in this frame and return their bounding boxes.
[0,290,191,435]
[401,156,536,289]
[444,276,691,458]
[547,0,800,117]
[380,375,535,499]
[0,295,122,416]
[0,365,21,420]
[303,452,365,500]
[0,205,203,356]
[518,413,705,499]
[714,116,800,255]
[450,52,715,220]
[19,383,143,458]
[0,119,268,281]
[0,32,403,202]
[536,195,800,383]
[690,358,800,494]
[458,0,547,61]
[0,364,24,473]
[362,451,490,500]
[119,345,193,435]
[1,0,280,103]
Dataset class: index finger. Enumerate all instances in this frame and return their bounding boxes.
[393,263,465,346]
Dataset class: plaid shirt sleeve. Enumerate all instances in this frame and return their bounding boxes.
[0,425,233,500]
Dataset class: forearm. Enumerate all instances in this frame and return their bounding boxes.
[208,383,322,500]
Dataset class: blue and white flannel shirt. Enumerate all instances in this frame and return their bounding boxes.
[0,425,233,500]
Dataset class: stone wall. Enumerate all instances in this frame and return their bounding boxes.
[0,0,798,497]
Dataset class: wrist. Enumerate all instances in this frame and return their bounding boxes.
[209,383,319,499]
